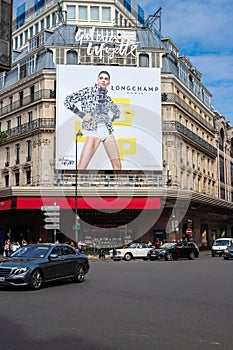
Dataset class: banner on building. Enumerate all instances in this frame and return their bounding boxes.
[56,65,162,171]
[0,0,12,72]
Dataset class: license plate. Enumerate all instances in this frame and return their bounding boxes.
[0,277,5,282]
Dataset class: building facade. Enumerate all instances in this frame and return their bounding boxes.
[0,0,233,250]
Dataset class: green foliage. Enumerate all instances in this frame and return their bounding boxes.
[0,130,8,144]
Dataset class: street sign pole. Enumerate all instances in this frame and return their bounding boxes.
[41,203,60,242]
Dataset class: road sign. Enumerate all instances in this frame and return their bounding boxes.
[186,228,192,235]
[44,224,60,230]
[43,211,60,216]
[43,217,60,223]
[40,205,60,211]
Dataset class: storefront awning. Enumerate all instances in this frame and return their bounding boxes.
[15,196,160,210]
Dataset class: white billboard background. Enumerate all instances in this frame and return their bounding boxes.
[56,65,162,171]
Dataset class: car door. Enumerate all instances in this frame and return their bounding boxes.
[59,245,76,276]
[42,246,65,280]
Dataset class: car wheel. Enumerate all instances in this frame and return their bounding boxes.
[73,265,85,283]
[29,269,43,290]
[189,251,195,260]
[124,253,132,261]
[165,253,173,261]
[212,253,215,257]
[224,257,229,260]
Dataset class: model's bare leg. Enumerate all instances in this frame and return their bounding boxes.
[77,136,101,169]
[103,135,122,170]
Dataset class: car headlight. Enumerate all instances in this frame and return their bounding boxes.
[12,267,28,275]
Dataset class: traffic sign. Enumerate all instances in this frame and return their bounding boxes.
[40,205,60,211]
[43,212,60,217]
[186,228,192,235]
[44,224,60,230]
[43,217,60,223]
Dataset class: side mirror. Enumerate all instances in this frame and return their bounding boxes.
[49,253,58,259]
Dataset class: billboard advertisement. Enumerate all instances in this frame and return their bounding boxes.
[56,65,162,171]
[0,0,12,71]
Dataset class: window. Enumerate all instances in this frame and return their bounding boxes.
[67,5,76,19]
[9,96,13,111]
[35,23,39,34]
[102,7,111,21]
[7,120,11,131]
[40,19,44,31]
[27,140,32,161]
[219,156,225,183]
[91,7,99,21]
[5,146,10,166]
[28,111,33,123]
[219,129,224,151]
[5,175,9,187]
[17,116,21,127]
[79,6,87,20]
[139,54,149,67]
[15,37,18,49]
[20,33,23,46]
[16,143,20,164]
[52,12,56,26]
[46,15,50,29]
[15,173,20,186]
[26,170,31,185]
[67,50,77,65]
[19,91,23,107]
[29,26,33,37]
[30,86,34,102]
[24,30,28,42]
[19,56,35,79]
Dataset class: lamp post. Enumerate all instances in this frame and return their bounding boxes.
[74,131,82,247]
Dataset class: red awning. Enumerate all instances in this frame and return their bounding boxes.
[16,196,160,210]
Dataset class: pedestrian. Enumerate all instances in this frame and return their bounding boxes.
[64,70,122,170]
[3,239,12,257]
[99,248,106,260]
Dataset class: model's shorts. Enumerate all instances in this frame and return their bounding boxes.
[83,123,110,142]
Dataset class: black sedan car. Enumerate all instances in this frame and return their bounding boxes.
[0,243,90,290]
[223,244,233,260]
[147,242,199,261]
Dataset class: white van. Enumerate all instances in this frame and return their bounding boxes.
[211,238,233,257]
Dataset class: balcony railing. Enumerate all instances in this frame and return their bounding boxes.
[162,93,215,132]
[0,89,56,117]
[5,118,55,139]
[163,121,217,157]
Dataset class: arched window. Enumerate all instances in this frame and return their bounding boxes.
[67,50,78,65]
[139,53,149,67]
[219,128,224,151]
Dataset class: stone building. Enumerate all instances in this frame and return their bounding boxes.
[0,0,232,249]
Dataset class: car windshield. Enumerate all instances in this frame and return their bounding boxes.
[213,240,230,246]
[160,243,176,249]
[11,245,50,258]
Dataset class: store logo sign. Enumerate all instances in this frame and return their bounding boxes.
[75,26,138,59]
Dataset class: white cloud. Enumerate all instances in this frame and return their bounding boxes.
[138,0,233,121]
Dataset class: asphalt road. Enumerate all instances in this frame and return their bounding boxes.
[0,252,233,350]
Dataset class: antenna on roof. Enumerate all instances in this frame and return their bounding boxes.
[143,7,162,37]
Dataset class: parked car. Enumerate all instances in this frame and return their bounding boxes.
[147,242,199,261]
[211,238,233,257]
[0,243,90,290]
[109,243,152,261]
[223,244,233,260]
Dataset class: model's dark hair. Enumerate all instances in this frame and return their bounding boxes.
[98,71,110,80]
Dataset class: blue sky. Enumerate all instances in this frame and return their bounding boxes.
[139,0,233,123]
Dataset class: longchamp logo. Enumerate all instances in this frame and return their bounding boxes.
[111,85,159,94]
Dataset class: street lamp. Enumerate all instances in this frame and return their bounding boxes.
[75,131,82,247]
